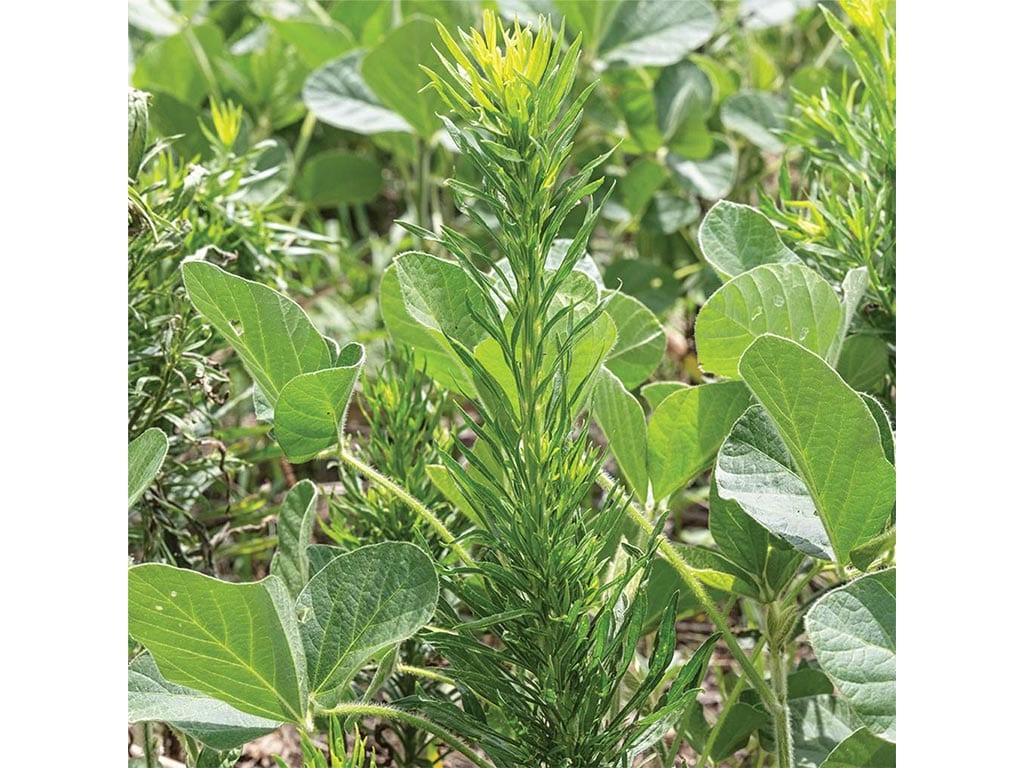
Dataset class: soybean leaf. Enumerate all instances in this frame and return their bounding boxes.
[133,25,225,106]
[644,553,725,630]
[739,336,896,563]
[381,251,490,393]
[805,570,896,740]
[618,158,666,216]
[361,19,445,139]
[667,142,736,199]
[791,695,863,768]
[849,526,895,572]
[677,545,760,599]
[740,0,817,30]
[826,267,870,364]
[640,381,687,410]
[695,263,842,379]
[128,0,186,36]
[709,702,769,761]
[591,367,649,498]
[597,0,717,69]
[647,381,750,502]
[303,51,412,134]
[266,18,356,69]
[270,480,319,599]
[128,566,307,723]
[182,261,333,407]
[640,193,701,235]
[860,394,895,465]
[820,728,896,768]
[128,652,280,750]
[709,479,802,599]
[698,201,801,280]
[721,91,787,152]
[836,335,890,393]
[716,405,833,560]
[296,542,439,706]
[275,343,366,462]
[296,151,383,206]
[654,61,713,139]
[307,544,345,576]
[129,427,169,508]
[603,291,666,388]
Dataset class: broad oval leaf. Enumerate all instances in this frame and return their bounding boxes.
[133,25,225,106]
[270,480,319,600]
[695,263,842,379]
[647,381,750,502]
[667,143,737,200]
[654,61,713,139]
[716,405,833,560]
[266,18,356,69]
[598,0,717,69]
[805,570,896,741]
[836,334,890,393]
[739,335,896,564]
[361,19,446,139]
[591,366,649,498]
[275,343,366,462]
[296,151,383,206]
[698,200,801,280]
[820,728,896,768]
[721,91,787,152]
[296,542,439,706]
[182,260,333,408]
[603,291,666,388]
[303,51,412,134]
[791,695,863,768]
[381,251,490,394]
[129,652,280,750]
[129,427,169,508]
[128,565,307,723]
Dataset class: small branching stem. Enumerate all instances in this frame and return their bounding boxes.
[338,447,476,566]
[319,702,492,768]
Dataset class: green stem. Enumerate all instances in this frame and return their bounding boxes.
[766,603,794,768]
[696,634,769,768]
[599,472,778,710]
[338,447,476,567]
[291,111,318,178]
[396,662,458,687]
[182,25,222,102]
[319,702,492,768]
[142,722,160,768]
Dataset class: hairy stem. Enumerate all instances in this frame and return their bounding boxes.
[767,602,794,768]
[338,447,475,566]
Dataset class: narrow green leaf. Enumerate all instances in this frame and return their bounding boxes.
[361,19,445,139]
[129,427,169,508]
[296,151,383,206]
[820,728,896,768]
[182,261,333,408]
[270,480,319,600]
[647,381,750,502]
[603,291,666,388]
[426,464,484,527]
[698,201,801,280]
[716,405,833,560]
[128,566,307,723]
[805,570,896,740]
[695,263,842,379]
[129,652,280,750]
[598,0,717,68]
[275,343,366,462]
[591,366,649,499]
[739,336,896,563]
[296,542,439,706]
[303,51,412,134]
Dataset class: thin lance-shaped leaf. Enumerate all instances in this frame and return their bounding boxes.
[129,427,168,507]
[270,480,319,600]
[603,291,666,388]
[820,728,896,768]
[129,652,280,750]
[716,405,833,560]
[805,570,896,741]
[738,335,896,564]
[695,263,842,379]
[128,565,307,724]
[275,343,366,462]
[647,381,750,502]
[591,366,649,499]
[698,200,801,280]
[182,261,332,408]
[296,542,439,707]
